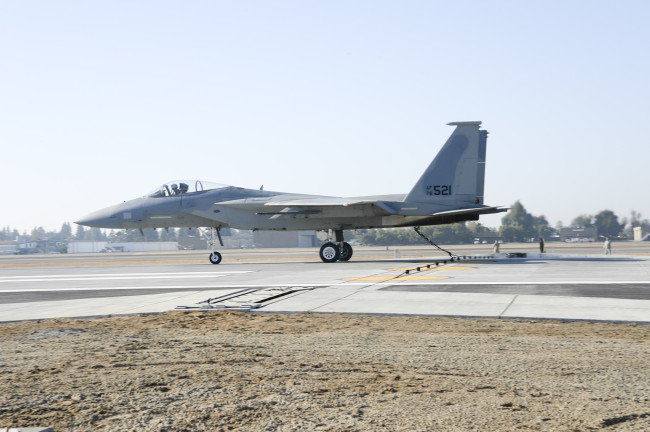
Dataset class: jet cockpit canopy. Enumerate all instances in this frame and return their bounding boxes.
[148,180,229,198]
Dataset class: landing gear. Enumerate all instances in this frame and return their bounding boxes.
[207,227,224,264]
[319,242,340,263]
[319,230,354,263]
[209,251,222,264]
[339,242,353,261]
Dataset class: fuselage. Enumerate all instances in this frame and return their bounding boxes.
[76,184,479,232]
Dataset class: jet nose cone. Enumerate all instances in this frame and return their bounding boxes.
[75,213,104,228]
[74,217,96,227]
[75,207,121,228]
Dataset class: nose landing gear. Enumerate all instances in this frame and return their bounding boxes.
[207,227,224,264]
[209,251,222,264]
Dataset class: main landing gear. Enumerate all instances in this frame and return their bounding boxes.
[319,230,353,263]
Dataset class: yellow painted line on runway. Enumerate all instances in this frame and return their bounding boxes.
[453,260,495,263]
[345,264,474,281]
[345,275,449,281]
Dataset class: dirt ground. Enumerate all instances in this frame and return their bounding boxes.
[0,311,648,431]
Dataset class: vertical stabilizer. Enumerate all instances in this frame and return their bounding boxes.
[404,121,487,204]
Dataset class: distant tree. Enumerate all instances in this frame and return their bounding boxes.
[627,210,641,227]
[87,227,105,241]
[466,222,494,236]
[107,229,159,242]
[431,223,474,244]
[498,201,555,241]
[499,224,523,243]
[624,210,650,237]
[45,228,61,241]
[594,210,624,238]
[60,222,73,240]
[632,210,647,227]
[75,224,85,240]
[124,229,145,242]
[0,226,20,241]
[30,227,46,241]
[368,227,419,245]
[571,214,593,228]
[357,223,478,246]
[533,215,555,239]
[108,229,128,242]
[499,201,535,241]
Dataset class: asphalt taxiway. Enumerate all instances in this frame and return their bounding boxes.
[1,243,649,323]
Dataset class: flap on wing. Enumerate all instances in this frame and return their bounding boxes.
[256,209,321,216]
[262,198,399,215]
[263,198,377,207]
[256,208,322,220]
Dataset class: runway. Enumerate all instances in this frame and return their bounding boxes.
[1,243,650,323]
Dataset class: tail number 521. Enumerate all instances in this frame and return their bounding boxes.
[426,185,452,196]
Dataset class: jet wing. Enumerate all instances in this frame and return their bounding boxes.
[215,197,400,218]
[262,199,401,219]
[216,196,505,219]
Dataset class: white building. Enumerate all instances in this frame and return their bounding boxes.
[68,241,178,253]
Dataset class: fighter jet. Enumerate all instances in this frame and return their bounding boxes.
[76,121,506,263]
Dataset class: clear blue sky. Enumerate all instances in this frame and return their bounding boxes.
[1,1,649,233]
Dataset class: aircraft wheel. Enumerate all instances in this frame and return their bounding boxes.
[339,242,353,261]
[209,252,222,264]
[319,242,340,263]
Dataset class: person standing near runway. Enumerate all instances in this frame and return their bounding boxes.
[539,237,545,253]
[493,240,500,253]
[604,237,612,254]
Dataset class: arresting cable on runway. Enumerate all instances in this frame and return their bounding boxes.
[413,226,455,258]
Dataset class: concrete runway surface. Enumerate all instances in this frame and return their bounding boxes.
[1,243,649,323]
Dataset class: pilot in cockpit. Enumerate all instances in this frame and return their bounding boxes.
[170,183,189,195]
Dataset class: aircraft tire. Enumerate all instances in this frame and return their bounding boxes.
[209,252,222,264]
[319,242,340,263]
[339,242,353,261]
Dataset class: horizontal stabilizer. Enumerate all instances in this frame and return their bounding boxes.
[431,206,508,217]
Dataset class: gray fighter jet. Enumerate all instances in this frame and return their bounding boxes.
[76,121,506,263]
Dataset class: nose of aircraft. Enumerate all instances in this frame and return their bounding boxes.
[75,206,122,228]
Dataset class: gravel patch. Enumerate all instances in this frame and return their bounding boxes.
[1,311,648,431]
